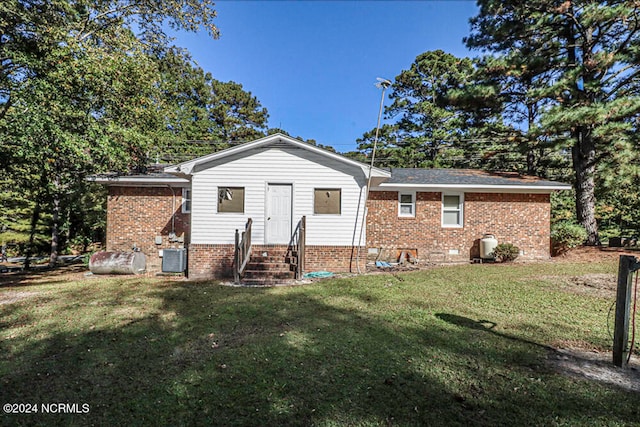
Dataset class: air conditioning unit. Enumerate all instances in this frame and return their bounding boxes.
[162,248,187,273]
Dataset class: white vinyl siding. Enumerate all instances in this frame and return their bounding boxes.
[442,193,464,227]
[190,147,367,245]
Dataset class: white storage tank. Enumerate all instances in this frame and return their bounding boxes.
[89,251,146,275]
[480,234,498,259]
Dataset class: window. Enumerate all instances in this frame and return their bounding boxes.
[314,188,341,214]
[398,192,415,217]
[181,188,191,213]
[442,193,463,227]
[218,187,244,213]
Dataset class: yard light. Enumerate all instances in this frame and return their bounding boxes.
[356,78,391,274]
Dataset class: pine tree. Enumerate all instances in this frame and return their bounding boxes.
[466,0,640,244]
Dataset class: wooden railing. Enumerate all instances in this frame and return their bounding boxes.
[292,216,306,279]
[234,218,252,284]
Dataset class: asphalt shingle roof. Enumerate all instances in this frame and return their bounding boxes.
[387,168,570,188]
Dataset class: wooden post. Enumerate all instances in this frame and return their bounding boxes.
[299,216,306,279]
[234,229,240,284]
[613,255,636,367]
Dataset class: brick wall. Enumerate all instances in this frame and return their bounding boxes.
[106,186,550,278]
[106,186,190,272]
[187,244,234,279]
[366,191,551,262]
[187,244,365,280]
[106,186,363,279]
[304,245,365,273]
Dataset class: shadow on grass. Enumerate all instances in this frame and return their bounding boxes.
[1,281,638,426]
[435,313,557,351]
[0,264,88,288]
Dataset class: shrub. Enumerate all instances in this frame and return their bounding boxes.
[492,243,519,262]
[83,252,93,267]
[551,221,587,255]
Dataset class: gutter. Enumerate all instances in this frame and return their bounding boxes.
[87,176,190,186]
[376,183,572,192]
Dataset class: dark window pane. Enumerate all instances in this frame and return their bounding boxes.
[218,187,244,213]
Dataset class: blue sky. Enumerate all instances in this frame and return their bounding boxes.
[172,1,479,152]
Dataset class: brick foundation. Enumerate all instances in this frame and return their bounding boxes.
[366,191,551,262]
[106,186,189,272]
[304,245,365,273]
[187,244,365,280]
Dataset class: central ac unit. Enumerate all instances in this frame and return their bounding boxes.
[162,248,187,272]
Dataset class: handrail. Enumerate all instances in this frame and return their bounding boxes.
[234,218,252,284]
[299,216,306,279]
[294,216,306,279]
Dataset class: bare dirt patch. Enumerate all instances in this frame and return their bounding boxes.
[533,273,618,298]
[547,347,640,393]
[553,245,639,263]
[526,273,618,298]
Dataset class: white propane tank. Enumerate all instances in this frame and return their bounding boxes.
[89,251,146,275]
[480,234,498,259]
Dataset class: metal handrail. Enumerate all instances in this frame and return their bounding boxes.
[293,216,306,279]
[234,218,252,284]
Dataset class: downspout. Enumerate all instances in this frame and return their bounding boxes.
[167,185,176,239]
[356,78,391,274]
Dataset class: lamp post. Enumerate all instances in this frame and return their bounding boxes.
[356,78,391,274]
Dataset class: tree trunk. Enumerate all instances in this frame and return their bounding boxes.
[526,146,536,176]
[565,4,598,245]
[24,171,50,269]
[526,102,537,176]
[49,177,61,267]
[572,127,599,245]
[24,200,41,270]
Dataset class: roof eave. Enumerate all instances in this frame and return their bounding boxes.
[87,176,190,186]
[163,133,391,178]
[376,183,572,193]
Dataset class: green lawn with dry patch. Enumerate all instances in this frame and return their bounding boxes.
[1,261,638,426]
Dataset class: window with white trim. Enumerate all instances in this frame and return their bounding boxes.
[181,188,191,213]
[442,193,463,227]
[398,192,415,217]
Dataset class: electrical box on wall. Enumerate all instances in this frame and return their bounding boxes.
[162,248,187,273]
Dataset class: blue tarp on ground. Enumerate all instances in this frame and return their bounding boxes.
[375,261,392,268]
[303,271,334,279]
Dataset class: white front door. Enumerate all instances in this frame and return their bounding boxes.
[266,184,292,244]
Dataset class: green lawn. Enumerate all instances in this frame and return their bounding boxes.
[1,261,638,426]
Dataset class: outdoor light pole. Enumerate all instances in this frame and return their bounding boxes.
[356,78,391,274]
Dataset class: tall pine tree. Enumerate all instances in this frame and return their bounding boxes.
[357,50,478,168]
[466,0,640,244]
